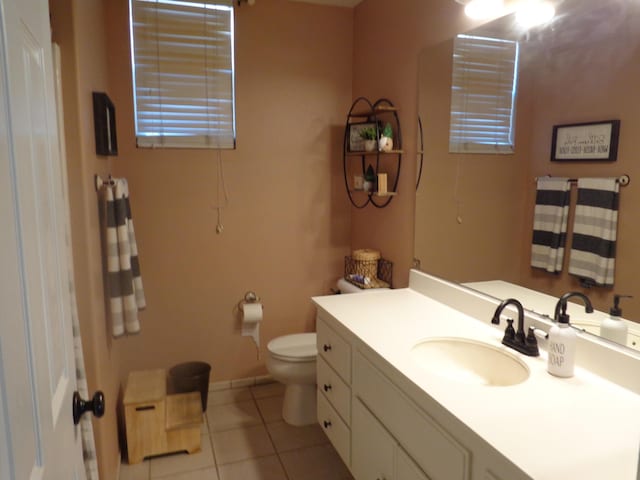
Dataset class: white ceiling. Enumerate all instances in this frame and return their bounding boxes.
[288,0,364,7]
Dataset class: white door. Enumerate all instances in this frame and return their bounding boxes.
[0,0,86,477]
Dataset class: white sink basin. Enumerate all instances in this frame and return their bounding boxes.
[410,337,529,386]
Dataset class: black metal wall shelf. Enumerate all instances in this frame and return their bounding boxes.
[343,97,402,209]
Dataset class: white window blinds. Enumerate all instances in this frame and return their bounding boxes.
[130,0,236,149]
[449,34,519,154]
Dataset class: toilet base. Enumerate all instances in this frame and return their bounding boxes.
[282,383,317,426]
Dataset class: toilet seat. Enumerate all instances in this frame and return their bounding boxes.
[267,333,317,362]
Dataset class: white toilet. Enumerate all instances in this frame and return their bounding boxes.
[266,280,389,427]
[266,332,318,426]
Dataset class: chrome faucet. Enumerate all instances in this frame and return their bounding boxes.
[491,298,539,356]
[553,292,594,323]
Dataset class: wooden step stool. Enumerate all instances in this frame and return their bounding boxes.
[123,369,203,464]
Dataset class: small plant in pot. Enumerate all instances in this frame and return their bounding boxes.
[359,126,378,152]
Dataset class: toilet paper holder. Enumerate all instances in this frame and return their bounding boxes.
[238,291,262,312]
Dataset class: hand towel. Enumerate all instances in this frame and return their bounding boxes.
[531,177,571,273]
[568,178,619,287]
[104,178,146,336]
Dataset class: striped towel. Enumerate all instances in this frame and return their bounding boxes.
[104,178,146,336]
[530,177,571,273]
[568,178,619,287]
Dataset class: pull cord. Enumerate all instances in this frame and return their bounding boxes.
[212,148,229,234]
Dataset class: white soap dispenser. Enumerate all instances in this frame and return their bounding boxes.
[600,294,632,345]
[547,309,577,378]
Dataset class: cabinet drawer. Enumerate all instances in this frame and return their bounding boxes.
[317,390,350,467]
[317,356,351,424]
[353,351,470,480]
[317,317,351,383]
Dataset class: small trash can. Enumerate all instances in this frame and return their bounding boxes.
[168,361,211,413]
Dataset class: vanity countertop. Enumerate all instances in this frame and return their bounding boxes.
[313,287,640,480]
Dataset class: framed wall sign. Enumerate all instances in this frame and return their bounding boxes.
[348,121,377,152]
[92,92,118,156]
[550,120,620,162]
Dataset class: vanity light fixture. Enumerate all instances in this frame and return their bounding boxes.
[456,0,556,26]
[456,0,505,20]
[515,0,555,27]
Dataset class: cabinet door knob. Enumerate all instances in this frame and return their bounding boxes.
[323,384,332,392]
[323,420,332,429]
[323,344,332,352]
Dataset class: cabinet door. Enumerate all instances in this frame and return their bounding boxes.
[396,446,430,480]
[352,398,395,480]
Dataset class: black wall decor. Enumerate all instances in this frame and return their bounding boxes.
[92,92,118,156]
[550,120,620,162]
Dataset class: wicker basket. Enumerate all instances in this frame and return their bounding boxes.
[351,249,380,279]
[344,250,392,289]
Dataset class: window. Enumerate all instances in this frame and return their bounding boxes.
[129,0,236,149]
[449,34,519,154]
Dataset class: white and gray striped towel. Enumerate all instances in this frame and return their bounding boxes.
[568,178,619,287]
[531,177,571,273]
[104,178,146,336]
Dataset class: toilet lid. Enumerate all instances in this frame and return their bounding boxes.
[267,333,317,361]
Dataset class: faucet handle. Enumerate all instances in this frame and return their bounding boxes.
[502,319,516,342]
[525,326,540,356]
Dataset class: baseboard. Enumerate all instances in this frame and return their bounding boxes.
[209,374,273,392]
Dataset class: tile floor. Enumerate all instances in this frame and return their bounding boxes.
[119,382,353,480]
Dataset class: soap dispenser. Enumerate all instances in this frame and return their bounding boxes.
[600,294,632,345]
[547,309,577,378]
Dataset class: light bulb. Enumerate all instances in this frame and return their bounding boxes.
[464,0,505,20]
[516,0,556,28]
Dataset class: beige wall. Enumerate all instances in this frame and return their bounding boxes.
[55,0,615,476]
[54,1,352,478]
[104,0,353,379]
[415,38,531,285]
[352,0,640,319]
[352,0,472,288]
[49,0,121,478]
[516,31,640,319]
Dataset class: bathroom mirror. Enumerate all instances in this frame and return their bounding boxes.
[415,0,640,350]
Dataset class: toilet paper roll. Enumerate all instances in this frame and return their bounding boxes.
[241,303,262,351]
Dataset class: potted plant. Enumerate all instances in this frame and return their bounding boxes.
[379,122,393,152]
[359,126,378,152]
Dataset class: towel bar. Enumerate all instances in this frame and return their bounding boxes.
[534,174,629,186]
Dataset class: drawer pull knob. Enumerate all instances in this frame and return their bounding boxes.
[323,384,332,392]
[323,420,332,429]
[323,344,332,352]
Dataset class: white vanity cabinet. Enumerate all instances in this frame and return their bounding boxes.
[316,310,532,480]
[316,316,352,466]
[353,397,430,480]
[314,272,640,480]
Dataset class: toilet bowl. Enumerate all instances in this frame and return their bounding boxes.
[266,333,317,426]
[266,280,389,426]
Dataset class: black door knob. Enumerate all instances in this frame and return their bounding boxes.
[72,391,105,425]
[323,344,332,352]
